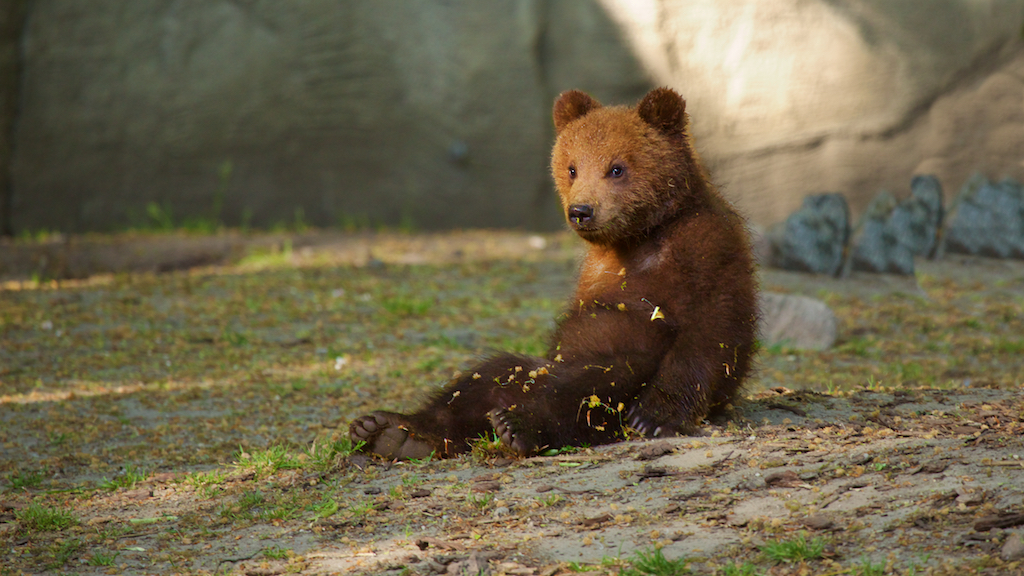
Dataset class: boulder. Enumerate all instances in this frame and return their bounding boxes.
[759,292,838,351]
[768,193,849,276]
[850,191,914,275]
[944,174,1024,259]
[891,175,944,258]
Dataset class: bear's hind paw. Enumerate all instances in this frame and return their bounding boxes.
[488,408,540,457]
[349,411,437,461]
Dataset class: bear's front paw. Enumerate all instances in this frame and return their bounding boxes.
[488,408,540,457]
[349,411,437,460]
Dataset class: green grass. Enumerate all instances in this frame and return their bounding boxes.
[857,558,886,576]
[16,502,78,531]
[99,463,147,491]
[47,538,81,570]
[5,469,44,491]
[304,437,362,473]
[621,548,690,576]
[263,546,290,560]
[760,534,825,563]
[219,490,266,521]
[380,296,433,317]
[185,469,227,498]
[309,494,339,521]
[234,445,302,477]
[87,550,119,566]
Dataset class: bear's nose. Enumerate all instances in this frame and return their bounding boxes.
[568,204,594,227]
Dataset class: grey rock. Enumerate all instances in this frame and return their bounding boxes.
[759,292,838,351]
[850,191,914,275]
[895,175,945,258]
[945,174,1024,259]
[769,193,850,276]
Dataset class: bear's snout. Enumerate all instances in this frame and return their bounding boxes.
[568,204,595,228]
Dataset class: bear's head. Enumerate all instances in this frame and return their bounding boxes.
[550,87,697,245]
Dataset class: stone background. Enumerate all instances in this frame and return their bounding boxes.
[1,0,1023,234]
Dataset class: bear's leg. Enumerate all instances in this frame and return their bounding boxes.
[350,353,550,459]
[625,353,722,436]
[488,361,647,455]
[349,411,440,460]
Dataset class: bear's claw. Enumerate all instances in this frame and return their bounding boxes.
[488,408,539,457]
[349,411,436,460]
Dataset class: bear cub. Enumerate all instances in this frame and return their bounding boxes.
[350,87,758,459]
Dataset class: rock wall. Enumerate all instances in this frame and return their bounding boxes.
[600,0,1024,224]
[0,0,26,236]
[4,0,1024,233]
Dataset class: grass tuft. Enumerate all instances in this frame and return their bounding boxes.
[16,502,78,531]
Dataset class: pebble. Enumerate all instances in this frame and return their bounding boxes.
[1002,531,1024,562]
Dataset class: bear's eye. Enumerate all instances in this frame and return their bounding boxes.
[608,164,625,178]
[568,166,577,180]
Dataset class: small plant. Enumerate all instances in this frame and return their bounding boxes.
[47,538,81,570]
[467,492,493,509]
[381,296,432,317]
[100,463,147,491]
[760,534,826,563]
[234,445,302,477]
[621,548,690,576]
[310,495,339,521]
[220,490,266,521]
[263,546,290,560]
[305,437,361,472]
[16,502,78,531]
[87,550,119,566]
[185,469,227,499]
[6,469,44,491]
[857,558,886,576]
[540,494,564,507]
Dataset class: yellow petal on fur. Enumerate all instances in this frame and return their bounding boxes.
[650,306,665,321]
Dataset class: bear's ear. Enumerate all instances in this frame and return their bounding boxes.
[638,87,686,135]
[553,90,601,133]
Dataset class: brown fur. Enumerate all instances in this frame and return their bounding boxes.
[350,87,758,459]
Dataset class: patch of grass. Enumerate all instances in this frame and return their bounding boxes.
[263,546,290,560]
[993,338,1024,354]
[47,538,81,570]
[185,469,227,499]
[5,469,44,491]
[220,489,266,521]
[16,502,78,531]
[760,534,825,563]
[467,492,493,509]
[87,550,119,566]
[857,558,886,576]
[237,241,293,269]
[539,494,564,507]
[100,463,147,491]
[234,445,302,477]
[310,494,339,521]
[305,437,362,473]
[381,296,432,317]
[500,333,548,356]
[621,547,690,576]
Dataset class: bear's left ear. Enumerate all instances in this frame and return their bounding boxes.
[553,90,601,134]
[638,87,687,135]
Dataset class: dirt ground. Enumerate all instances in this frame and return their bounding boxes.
[1,230,1023,575]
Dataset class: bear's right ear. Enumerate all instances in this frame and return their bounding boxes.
[638,87,686,135]
[553,90,601,134]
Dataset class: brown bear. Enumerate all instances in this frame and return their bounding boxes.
[349,87,758,459]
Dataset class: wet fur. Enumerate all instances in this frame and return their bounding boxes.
[350,88,758,459]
